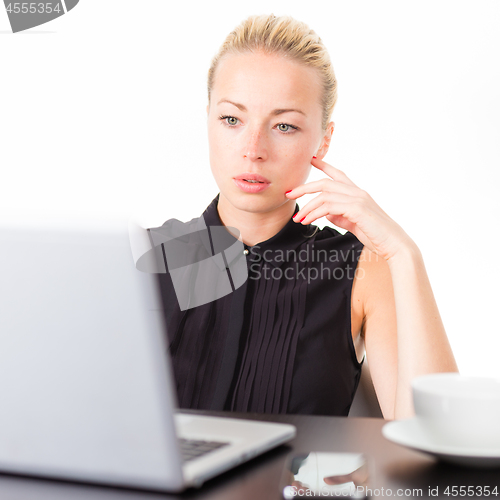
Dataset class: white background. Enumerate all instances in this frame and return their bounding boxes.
[1,0,499,377]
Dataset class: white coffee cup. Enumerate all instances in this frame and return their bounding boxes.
[412,373,500,450]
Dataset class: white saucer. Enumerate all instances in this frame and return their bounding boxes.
[382,418,500,468]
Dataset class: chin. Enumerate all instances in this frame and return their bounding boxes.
[223,189,289,215]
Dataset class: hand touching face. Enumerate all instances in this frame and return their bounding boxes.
[286,157,413,262]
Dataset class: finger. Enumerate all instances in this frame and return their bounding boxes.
[311,156,358,188]
[326,214,359,235]
[324,211,377,254]
[298,200,368,228]
[323,473,354,486]
[298,203,345,226]
[286,179,359,199]
[298,202,377,253]
[293,193,353,222]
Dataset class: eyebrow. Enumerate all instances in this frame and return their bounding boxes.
[217,99,306,117]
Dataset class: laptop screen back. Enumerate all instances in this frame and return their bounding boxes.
[0,224,184,490]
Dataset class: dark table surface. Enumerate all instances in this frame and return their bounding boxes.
[0,410,498,499]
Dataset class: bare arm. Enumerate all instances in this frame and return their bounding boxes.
[387,242,458,418]
[357,244,458,420]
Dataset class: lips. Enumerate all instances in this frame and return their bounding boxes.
[233,173,271,194]
[233,173,271,184]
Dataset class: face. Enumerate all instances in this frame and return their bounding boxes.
[207,50,333,216]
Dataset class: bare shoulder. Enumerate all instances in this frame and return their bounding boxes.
[352,246,395,333]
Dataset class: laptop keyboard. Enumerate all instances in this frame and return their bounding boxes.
[179,438,230,462]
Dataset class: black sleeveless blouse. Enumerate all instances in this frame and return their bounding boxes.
[153,195,365,416]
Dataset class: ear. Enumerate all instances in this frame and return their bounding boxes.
[315,121,334,159]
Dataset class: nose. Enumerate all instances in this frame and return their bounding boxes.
[243,127,268,162]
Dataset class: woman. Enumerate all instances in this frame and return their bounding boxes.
[154,13,458,420]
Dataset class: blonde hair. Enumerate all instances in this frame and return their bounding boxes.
[207,14,337,132]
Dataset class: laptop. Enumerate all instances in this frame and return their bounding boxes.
[0,221,296,492]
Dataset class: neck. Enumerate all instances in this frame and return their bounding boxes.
[217,194,296,246]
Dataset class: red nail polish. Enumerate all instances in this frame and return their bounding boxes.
[300,216,306,222]
[285,190,292,194]
[312,155,317,159]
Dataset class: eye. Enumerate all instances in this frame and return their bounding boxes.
[219,115,239,126]
[276,123,298,134]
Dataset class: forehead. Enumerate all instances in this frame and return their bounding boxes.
[212,50,323,111]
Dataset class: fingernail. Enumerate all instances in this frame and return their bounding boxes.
[312,155,317,159]
[285,190,292,194]
[300,217,306,223]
